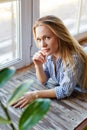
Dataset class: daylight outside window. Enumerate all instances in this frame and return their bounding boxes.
[0,0,20,68]
[40,0,87,35]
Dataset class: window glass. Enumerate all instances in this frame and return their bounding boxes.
[0,0,20,67]
[79,0,87,32]
[40,0,87,35]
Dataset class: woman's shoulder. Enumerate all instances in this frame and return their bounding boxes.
[72,54,83,65]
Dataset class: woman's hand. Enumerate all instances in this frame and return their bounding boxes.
[32,50,46,67]
[11,91,38,108]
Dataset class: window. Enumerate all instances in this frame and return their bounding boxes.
[0,0,34,69]
[0,0,21,69]
[40,0,87,35]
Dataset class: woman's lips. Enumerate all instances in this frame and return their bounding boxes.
[41,48,50,53]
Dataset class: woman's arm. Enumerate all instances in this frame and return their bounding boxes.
[35,65,47,84]
[36,89,56,98]
[33,50,47,83]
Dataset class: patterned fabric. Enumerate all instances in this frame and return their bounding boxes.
[43,55,83,99]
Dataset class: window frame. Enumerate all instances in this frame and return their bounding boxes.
[0,0,36,69]
[15,0,34,69]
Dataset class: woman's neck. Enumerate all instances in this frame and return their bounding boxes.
[52,54,60,62]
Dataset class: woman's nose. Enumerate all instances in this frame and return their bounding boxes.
[41,40,47,47]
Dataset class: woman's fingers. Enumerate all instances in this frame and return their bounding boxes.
[12,98,26,108]
[11,93,33,108]
[33,51,46,63]
[19,100,29,108]
[11,92,35,108]
[11,96,25,106]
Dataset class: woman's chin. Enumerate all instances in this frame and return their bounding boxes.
[46,52,52,56]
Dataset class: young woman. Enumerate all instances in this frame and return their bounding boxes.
[12,15,87,108]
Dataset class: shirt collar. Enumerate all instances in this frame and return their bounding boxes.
[47,55,62,62]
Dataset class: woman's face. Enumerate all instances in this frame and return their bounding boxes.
[35,25,59,57]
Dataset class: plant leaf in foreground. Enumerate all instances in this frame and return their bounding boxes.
[19,98,50,130]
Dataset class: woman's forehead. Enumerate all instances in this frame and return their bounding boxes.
[35,25,54,36]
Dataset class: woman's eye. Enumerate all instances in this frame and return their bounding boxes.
[37,39,41,42]
[45,36,50,40]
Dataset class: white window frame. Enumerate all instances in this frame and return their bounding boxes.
[14,0,39,69]
[15,0,33,69]
[0,0,38,70]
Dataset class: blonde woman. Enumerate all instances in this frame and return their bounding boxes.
[12,15,87,108]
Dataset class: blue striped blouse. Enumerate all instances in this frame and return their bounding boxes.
[43,55,83,99]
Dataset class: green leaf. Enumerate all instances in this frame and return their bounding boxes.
[7,79,34,106]
[18,98,50,130]
[0,67,16,89]
[0,116,11,124]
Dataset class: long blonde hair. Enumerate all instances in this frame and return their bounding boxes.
[33,15,87,89]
